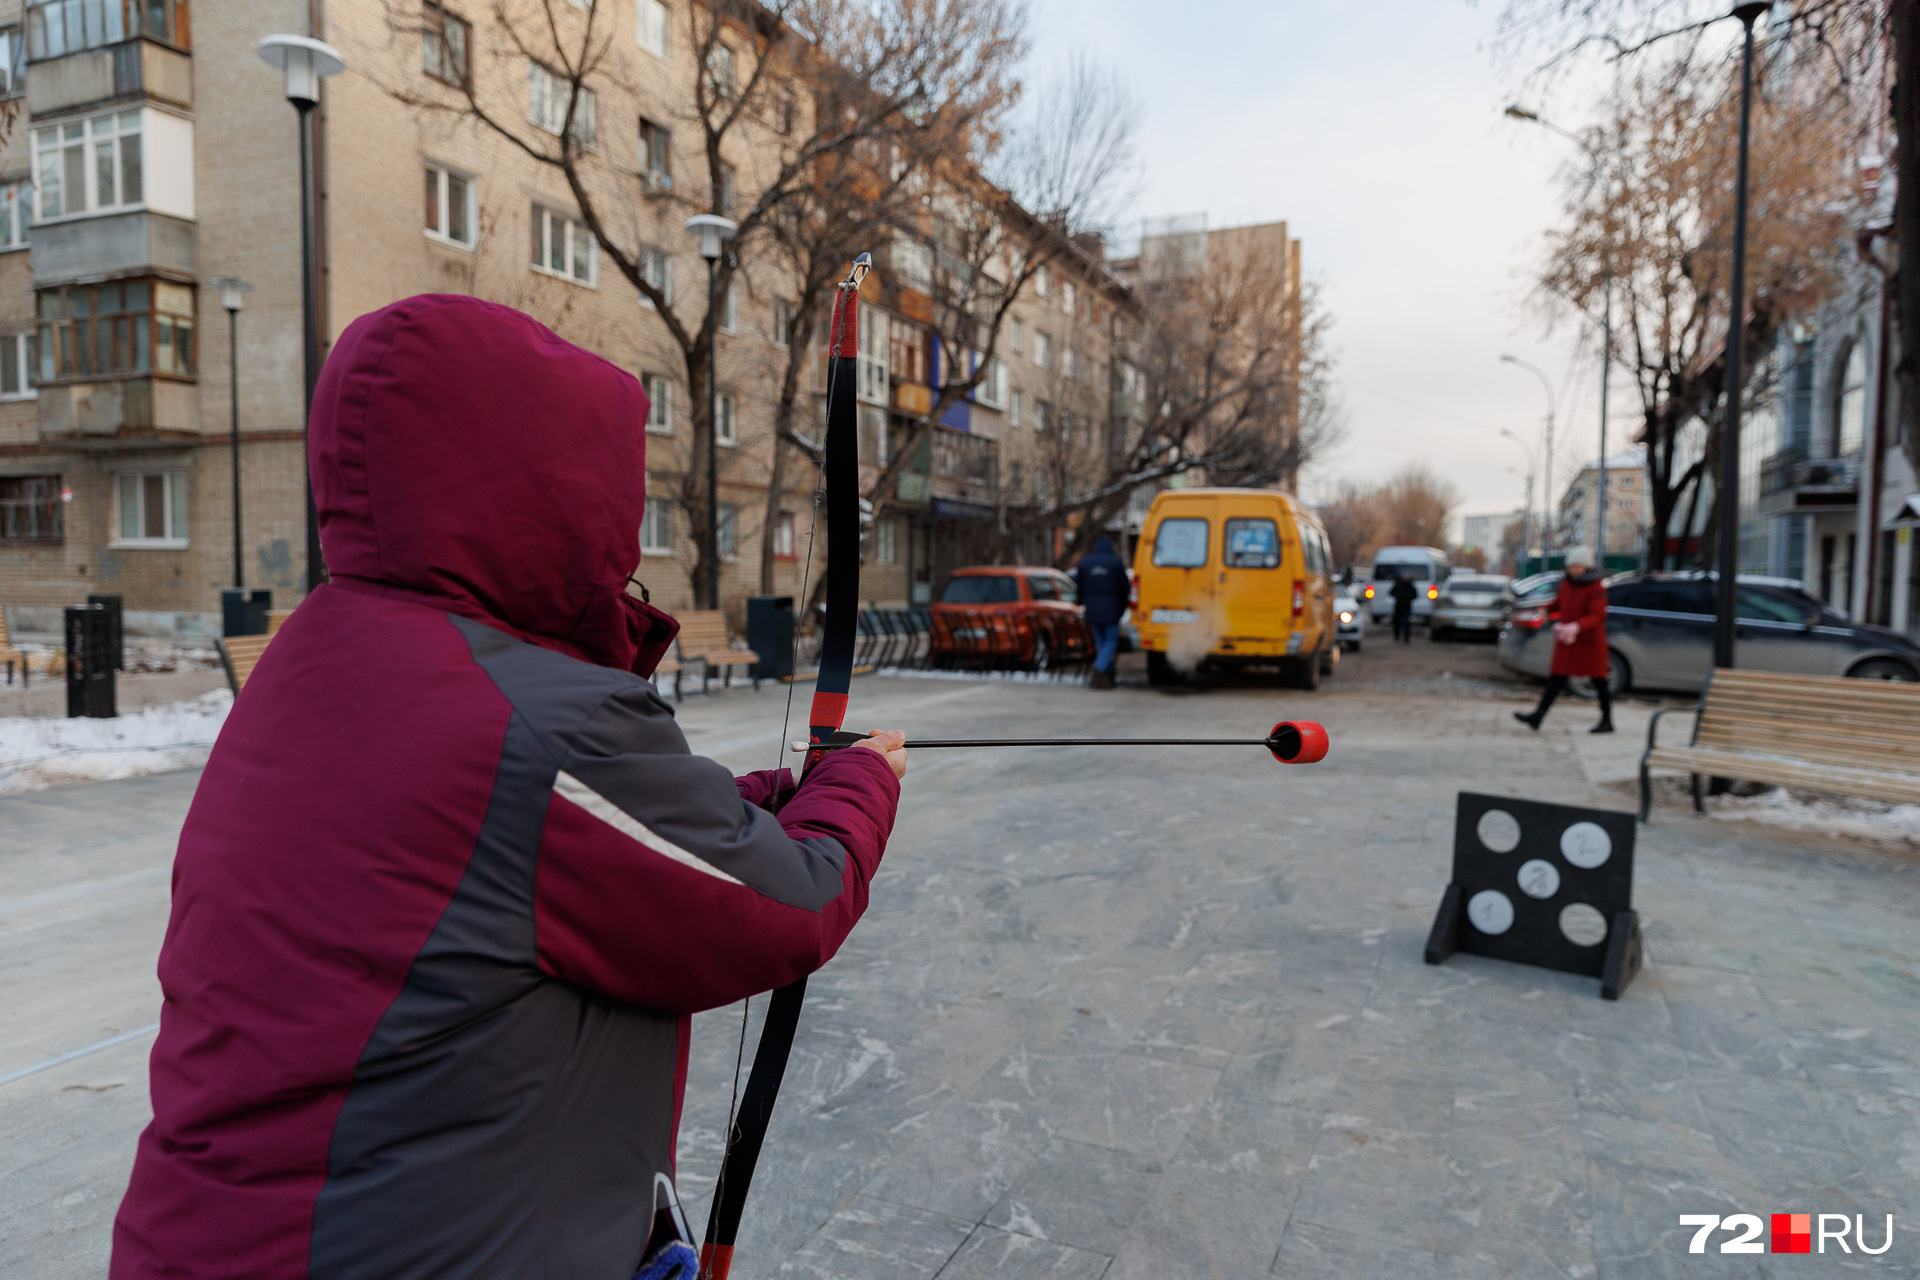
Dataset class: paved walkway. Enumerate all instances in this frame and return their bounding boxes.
[1,640,1915,1278]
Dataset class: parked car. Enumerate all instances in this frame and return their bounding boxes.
[1131,488,1339,688]
[1497,571,1920,695]
[1335,592,1366,651]
[928,565,1088,669]
[1362,545,1452,624]
[1431,573,1511,641]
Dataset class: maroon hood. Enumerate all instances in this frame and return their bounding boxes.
[309,294,677,673]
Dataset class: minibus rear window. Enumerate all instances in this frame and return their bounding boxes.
[1152,518,1209,567]
[1223,519,1281,569]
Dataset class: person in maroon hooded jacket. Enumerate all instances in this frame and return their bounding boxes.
[110,296,908,1279]
[1514,545,1614,734]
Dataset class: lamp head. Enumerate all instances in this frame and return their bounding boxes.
[211,276,254,314]
[684,213,738,261]
[1503,104,1540,121]
[1499,353,1519,364]
[258,34,345,106]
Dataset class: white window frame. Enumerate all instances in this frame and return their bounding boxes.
[857,304,890,406]
[1010,388,1023,428]
[636,0,669,57]
[0,332,35,399]
[527,62,596,148]
[773,298,792,348]
[639,118,672,189]
[531,202,598,286]
[1062,346,1077,379]
[1033,330,1051,369]
[0,180,28,250]
[1062,281,1075,315]
[33,108,143,222]
[874,518,898,565]
[1010,318,1023,354]
[773,510,796,559]
[976,356,1007,410]
[717,502,740,560]
[421,2,469,86]
[716,392,737,446]
[424,162,477,249]
[644,373,673,435]
[1036,265,1050,298]
[640,483,674,556]
[639,245,674,306]
[112,469,188,548]
[719,279,738,334]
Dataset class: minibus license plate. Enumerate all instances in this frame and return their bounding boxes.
[1151,608,1199,624]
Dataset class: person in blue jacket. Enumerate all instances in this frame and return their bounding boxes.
[1072,535,1129,689]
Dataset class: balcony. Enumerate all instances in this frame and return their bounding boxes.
[1758,444,1858,517]
[28,37,191,114]
[894,423,998,512]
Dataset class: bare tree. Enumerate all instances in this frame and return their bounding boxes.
[378,0,1023,603]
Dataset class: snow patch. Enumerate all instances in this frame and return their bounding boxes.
[1709,787,1920,852]
[0,691,230,795]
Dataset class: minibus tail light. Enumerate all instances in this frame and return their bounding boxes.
[1292,579,1305,618]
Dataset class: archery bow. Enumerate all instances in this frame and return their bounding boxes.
[699,253,869,1280]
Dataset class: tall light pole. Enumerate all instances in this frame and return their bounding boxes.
[258,34,344,595]
[1506,104,1615,568]
[213,277,253,589]
[1501,429,1536,571]
[1501,354,1557,565]
[1715,2,1770,670]
[686,214,737,611]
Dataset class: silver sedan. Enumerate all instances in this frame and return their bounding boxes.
[1431,573,1511,641]
[1498,571,1920,695]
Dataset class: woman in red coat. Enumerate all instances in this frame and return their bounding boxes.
[1515,545,1614,734]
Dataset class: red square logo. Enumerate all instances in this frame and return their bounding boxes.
[1772,1213,1811,1253]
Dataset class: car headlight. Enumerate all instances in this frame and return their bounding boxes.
[1339,611,1353,623]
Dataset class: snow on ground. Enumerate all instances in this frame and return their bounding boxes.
[1710,786,1920,853]
[0,691,231,796]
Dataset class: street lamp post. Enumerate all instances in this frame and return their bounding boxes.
[1501,354,1557,564]
[213,277,254,588]
[1500,429,1536,572]
[258,34,345,595]
[686,214,738,611]
[1714,2,1771,670]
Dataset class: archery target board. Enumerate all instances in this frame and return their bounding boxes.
[1424,792,1640,997]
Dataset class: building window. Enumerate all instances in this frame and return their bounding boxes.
[719,280,738,334]
[639,245,674,305]
[114,470,187,547]
[641,484,673,555]
[1036,265,1050,298]
[422,3,469,86]
[1062,347,1077,379]
[1062,281,1075,315]
[530,203,597,285]
[773,298,792,348]
[636,0,669,57]
[976,357,1007,409]
[0,27,23,99]
[874,518,898,565]
[716,392,736,445]
[644,373,673,434]
[0,181,29,249]
[1033,330,1051,369]
[423,164,475,247]
[527,62,596,147]
[1034,400,1050,434]
[0,332,37,399]
[706,42,735,99]
[38,278,192,383]
[35,110,142,220]
[773,511,796,559]
[1010,318,1024,354]
[1010,388,1023,427]
[639,117,672,189]
[0,475,60,543]
[27,0,186,57]
[1836,341,1867,456]
[716,502,739,559]
[857,304,889,405]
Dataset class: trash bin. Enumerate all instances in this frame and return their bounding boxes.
[222,588,274,637]
[746,595,794,682]
[65,604,116,719]
[85,593,124,669]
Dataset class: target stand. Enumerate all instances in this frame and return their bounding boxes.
[1424,792,1642,1000]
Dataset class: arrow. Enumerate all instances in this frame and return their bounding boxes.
[792,720,1331,764]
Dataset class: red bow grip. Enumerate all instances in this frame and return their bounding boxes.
[1269,721,1330,764]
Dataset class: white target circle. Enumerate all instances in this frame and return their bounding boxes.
[1516,858,1561,899]
[1467,889,1515,935]
[1477,809,1521,854]
[1560,902,1608,947]
[1560,821,1612,869]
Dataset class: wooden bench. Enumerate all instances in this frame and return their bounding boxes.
[216,634,275,694]
[675,610,763,692]
[652,650,682,700]
[266,609,294,636]
[1639,667,1920,822]
[1,609,28,687]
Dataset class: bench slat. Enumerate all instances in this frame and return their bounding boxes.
[1647,745,1920,807]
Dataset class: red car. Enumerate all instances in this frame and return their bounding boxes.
[929,565,1091,670]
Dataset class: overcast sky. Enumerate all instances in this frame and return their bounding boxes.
[1025,0,1622,537]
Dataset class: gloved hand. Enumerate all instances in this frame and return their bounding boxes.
[1553,621,1580,645]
